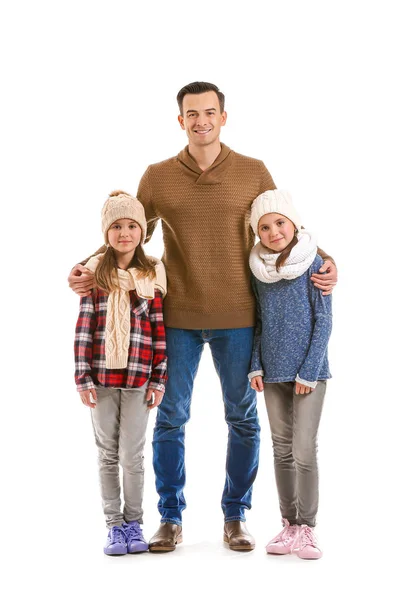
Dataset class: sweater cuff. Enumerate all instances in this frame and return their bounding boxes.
[295,375,318,389]
[248,370,264,382]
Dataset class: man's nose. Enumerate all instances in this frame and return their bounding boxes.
[195,113,208,126]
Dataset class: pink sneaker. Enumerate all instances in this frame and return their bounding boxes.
[266,519,300,554]
[297,525,323,559]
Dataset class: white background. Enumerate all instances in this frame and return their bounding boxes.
[1,1,398,598]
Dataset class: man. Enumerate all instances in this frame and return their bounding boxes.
[69,82,337,552]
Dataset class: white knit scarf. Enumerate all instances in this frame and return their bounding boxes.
[249,230,317,283]
[85,254,167,369]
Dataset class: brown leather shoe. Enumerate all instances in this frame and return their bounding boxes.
[149,523,183,552]
[223,521,255,551]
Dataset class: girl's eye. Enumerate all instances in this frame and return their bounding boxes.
[277,221,284,226]
[129,224,137,228]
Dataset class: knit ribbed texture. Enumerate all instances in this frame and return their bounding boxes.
[137,144,276,328]
[101,192,147,244]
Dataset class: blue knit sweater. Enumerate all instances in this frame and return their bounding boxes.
[250,254,332,386]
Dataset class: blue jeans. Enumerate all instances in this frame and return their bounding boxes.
[152,327,260,525]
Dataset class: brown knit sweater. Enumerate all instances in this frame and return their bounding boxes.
[137,144,328,329]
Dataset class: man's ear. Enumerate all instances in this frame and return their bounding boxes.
[178,115,185,130]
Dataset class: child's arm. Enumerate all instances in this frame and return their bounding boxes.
[74,292,97,399]
[296,268,333,388]
[147,290,167,405]
[248,277,265,388]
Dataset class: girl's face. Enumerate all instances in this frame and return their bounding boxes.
[107,219,142,258]
[258,213,296,252]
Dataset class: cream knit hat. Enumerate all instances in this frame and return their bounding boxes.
[250,190,302,235]
[101,190,147,244]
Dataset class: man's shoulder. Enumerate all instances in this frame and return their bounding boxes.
[230,149,267,170]
[147,154,179,173]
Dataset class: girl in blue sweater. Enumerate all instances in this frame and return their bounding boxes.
[248,190,332,560]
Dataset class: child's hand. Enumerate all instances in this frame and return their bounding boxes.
[295,382,316,395]
[250,376,264,392]
[146,388,164,410]
[79,388,97,408]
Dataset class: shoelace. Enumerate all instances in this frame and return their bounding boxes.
[123,522,144,542]
[110,526,126,544]
[299,526,317,549]
[273,520,298,545]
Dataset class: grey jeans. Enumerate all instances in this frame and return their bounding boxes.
[264,381,326,527]
[91,384,150,528]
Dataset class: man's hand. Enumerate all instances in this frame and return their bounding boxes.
[68,264,95,297]
[146,387,164,410]
[310,259,337,296]
[295,382,315,395]
[250,376,264,392]
[79,388,97,408]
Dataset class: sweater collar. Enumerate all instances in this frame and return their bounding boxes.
[177,143,233,185]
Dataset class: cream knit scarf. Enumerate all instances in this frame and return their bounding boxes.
[85,253,167,369]
[249,230,317,283]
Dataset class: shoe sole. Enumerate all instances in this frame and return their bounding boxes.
[223,534,255,551]
[149,534,183,552]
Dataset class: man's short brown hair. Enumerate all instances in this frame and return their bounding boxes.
[177,81,225,115]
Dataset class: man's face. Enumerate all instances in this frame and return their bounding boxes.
[178,91,227,148]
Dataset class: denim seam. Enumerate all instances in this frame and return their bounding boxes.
[224,516,246,523]
[160,518,182,526]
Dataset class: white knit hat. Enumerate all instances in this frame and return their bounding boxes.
[250,190,302,235]
[101,190,147,244]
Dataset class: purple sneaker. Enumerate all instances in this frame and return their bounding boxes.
[123,521,149,553]
[104,526,127,556]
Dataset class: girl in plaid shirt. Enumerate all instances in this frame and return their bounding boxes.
[74,190,167,556]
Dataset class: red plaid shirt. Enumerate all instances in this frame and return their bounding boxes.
[74,288,167,392]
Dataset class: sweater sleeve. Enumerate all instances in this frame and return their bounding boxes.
[296,263,332,385]
[259,162,276,194]
[316,246,336,266]
[148,290,168,392]
[74,293,96,391]
[137,166,160,244]
[248,276,265,379]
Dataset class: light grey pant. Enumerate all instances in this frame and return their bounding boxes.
[91,384,149,528]
[264,381,326,527]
